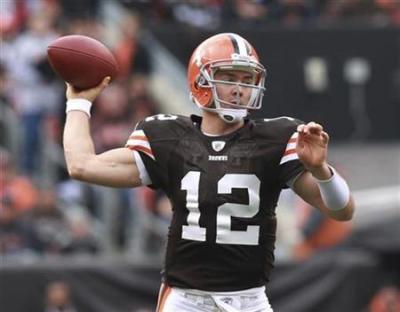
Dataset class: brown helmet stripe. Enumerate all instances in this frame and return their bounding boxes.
[228,33,240,55]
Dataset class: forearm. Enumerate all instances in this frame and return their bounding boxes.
[63,111,96,178]
[61,79,142,187]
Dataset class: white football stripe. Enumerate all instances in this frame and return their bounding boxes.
[133,151,152,185]
[280,153,299,165]
[232,33,248,56]
[284,132,298,150]
[285,142,297,151]
[131,129,146,137]
[126,139,151,149]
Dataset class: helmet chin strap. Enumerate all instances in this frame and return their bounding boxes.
[191,94,248,124]
[217,108,247,124]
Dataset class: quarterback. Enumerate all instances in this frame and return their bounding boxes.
[63,33,354,311]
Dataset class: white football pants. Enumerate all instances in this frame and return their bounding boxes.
[157,284,273,312]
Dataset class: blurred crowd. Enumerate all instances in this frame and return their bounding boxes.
[0,0,167,260]
[121,0,400,28]
[2,0,396,261]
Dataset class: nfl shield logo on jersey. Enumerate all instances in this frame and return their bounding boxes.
[212,141,225,152]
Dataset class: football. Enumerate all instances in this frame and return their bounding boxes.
[47,35,118,90]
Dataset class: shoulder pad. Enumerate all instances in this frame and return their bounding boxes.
[135,114,192,142]
[251,116,304,142]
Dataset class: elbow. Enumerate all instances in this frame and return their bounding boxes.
[67,162,85,180]
[65,152,87,181]
[331,199,355,222]
[333,209,354,221]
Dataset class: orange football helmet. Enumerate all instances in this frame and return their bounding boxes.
[188,33,266,123]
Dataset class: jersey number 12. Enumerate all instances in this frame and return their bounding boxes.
[181,171,260,245]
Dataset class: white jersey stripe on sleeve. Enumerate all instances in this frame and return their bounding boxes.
[280,153,299,165]
[280,132,299,165]
[125,129,155,160]
[133,151,152,185]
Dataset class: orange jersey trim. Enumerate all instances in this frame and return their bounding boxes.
[156,284,172,312]
[283,148,296,156]
[128,145,154,157]
[129,135,148,141]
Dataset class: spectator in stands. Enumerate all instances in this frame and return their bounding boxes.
[168,0,223,30]
[368,286,400,312]
[375,0,400,25]
[154,192,173,223]
[134,189,172,255]
[92,83,133,153]
[320,0,380,22]
[222,0,270,25]
[0,147,39,214]
[62,207,99,255]
[128,73,160,126]
[56,180,102,254]
[0,0,28,36]
[29,189,70,255]
[0,63,13,149]
[59,0,101,21]
[63,13,103,41]
[44,281,77,312]
[293,198,352,260]
[113,11,152,81]
[0,195,42,257]
[4,10,61,175]
[91,81,157,250]
[273,0,318,25]
[0,63,10,104]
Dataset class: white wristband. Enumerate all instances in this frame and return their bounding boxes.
[315,166,350,211]
[66,99,92,117]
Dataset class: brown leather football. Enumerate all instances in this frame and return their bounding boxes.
[47,35,118,90]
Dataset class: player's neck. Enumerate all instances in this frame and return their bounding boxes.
[200,111,244,136]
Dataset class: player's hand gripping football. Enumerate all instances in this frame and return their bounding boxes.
[296,122,330,178]
[66,76,111,102]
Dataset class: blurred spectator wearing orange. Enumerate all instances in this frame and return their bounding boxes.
[0,193,41,257]
[0,147,39,214]
[375,0,400,24]
[113,12,152,81]
[368,286,400,312]
[293,197,352,260]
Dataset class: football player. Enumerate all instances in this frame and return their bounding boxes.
[63,33,355,312]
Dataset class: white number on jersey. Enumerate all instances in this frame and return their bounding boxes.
[145,114,178,122]
[181,171,261,245]
[181,171,206,241]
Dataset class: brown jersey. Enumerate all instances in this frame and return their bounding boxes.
[126,114,304,291]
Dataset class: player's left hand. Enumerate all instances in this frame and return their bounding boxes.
[296,122,329,173]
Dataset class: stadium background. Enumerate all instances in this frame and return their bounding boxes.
[0,0,399,311]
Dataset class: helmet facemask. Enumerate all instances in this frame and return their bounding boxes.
[196,57,266,123]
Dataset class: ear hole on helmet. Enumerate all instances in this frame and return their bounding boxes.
[196,74,208,88]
